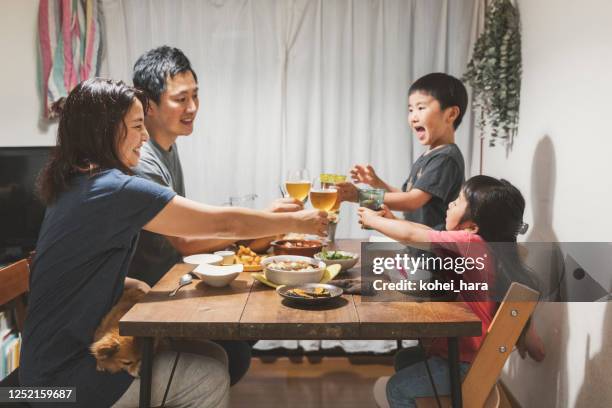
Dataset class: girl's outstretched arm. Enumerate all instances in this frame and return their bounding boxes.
[358,207,432,247]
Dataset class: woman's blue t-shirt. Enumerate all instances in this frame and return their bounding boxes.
[19,169,176,407]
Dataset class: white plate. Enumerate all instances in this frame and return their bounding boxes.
[183,254,223,266]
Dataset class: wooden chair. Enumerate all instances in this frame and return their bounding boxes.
[415,282,540,408]
[0,259,30,392]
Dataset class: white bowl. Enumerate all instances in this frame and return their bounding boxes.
[191,264,243,287]
[261,255,326,286]
[183,254,223,266]
[314,251,359,271]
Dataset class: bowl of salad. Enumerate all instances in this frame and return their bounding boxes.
[314,250,359,271]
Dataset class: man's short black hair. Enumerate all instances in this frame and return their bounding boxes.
[132,46,197,104]
[409,73,468,129]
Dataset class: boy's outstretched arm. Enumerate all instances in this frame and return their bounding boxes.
[383,189,432,212]
[358,207,432,247]
[350,164,401,192]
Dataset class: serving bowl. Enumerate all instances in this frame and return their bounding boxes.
[261,255,326,286]
[191,264,243,287]
[270,239,324,258]
[314,251,359,271]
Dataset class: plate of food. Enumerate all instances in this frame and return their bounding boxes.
[276,283,343,305]
[235,245,267,272]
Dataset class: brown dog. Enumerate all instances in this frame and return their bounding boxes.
[90,287,147,377]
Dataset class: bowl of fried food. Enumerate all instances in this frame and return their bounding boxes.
[270,239,324,258]
[262,255,326,286]
[235,245,266,272]
[314,250,359,271]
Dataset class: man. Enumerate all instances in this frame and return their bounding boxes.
[128,46,299,385]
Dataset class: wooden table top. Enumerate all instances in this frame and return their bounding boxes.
[120,239,481,339]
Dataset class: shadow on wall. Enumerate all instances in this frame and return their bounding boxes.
[503,135,570,407]
[574,302,612,407]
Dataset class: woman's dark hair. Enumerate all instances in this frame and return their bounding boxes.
[38,78,148,204]
[461,175,539,296]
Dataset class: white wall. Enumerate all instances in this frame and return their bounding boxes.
[489,1,612,406]
[0,0,56,147]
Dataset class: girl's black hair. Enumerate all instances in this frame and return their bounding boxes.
[461,175,539,297]
[38,78,148,204]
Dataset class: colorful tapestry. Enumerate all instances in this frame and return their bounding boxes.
[38,0,102,118]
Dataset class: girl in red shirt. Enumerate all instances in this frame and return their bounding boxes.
[359,175,542,408]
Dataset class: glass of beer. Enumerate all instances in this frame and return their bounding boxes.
[358,188,385,230]
[309,177,338,212]
[320,173,346,211]
[285,170,311,202]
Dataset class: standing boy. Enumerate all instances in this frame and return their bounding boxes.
[338,73,468,231]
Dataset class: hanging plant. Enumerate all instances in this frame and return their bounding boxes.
[463,0,522,148]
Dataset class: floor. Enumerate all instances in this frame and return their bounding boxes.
[229,355,394,407]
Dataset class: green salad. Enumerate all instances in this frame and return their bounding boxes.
[320,250,354,260]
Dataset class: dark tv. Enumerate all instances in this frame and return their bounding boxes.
[0,147,52,264]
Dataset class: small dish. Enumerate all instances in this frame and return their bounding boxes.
[183,253,223,266]
[214,250,236,265]
[277,283,343,305]
[314,251,359,271]
[191,263,243,287]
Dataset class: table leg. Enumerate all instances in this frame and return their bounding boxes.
[139,337,154,408]
[448,337,462,408]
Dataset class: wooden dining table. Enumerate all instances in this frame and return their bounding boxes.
[120,239,481,408]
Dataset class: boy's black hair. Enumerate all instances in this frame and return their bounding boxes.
[132,46,197,104]
[409,73,468,129]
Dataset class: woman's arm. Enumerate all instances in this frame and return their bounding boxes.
[162,197,304,255]
[144,196,327,239]
[358,207,432,248]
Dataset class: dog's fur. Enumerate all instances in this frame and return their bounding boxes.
[90,287,148,377]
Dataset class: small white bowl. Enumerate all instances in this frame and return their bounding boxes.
[214,250,236,265]
[183,254,223,266]
[261,255,326,286]
[191,263,243,287]
[314,251,359,271]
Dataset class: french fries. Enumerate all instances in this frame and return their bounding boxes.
[236,245,262,267]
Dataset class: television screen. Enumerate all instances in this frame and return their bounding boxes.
[0,147,52,264]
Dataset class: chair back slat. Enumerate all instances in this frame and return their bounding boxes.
[461,282,539,408]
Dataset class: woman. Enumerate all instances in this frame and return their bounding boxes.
[19,78,327,408]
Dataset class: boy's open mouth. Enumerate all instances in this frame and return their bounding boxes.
[414,126,426,138]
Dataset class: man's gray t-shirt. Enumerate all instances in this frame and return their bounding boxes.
[401,143,465,230]
[128,139,185,286]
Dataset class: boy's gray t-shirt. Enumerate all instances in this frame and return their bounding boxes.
[128,139,185,286]
[401,143,465,230]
